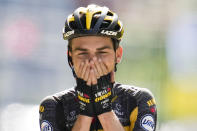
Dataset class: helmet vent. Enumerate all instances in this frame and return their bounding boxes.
[101,20,111,29]
[114,24,120,31]
[69,21,78,29]
[107,11,113,16]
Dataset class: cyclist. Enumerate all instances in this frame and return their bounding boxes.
[39,4,157,131]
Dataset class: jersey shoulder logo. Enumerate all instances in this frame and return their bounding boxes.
[140,114,155,131]
[39,105,45,113]
[147,98,156,107]
[41,120,53,131]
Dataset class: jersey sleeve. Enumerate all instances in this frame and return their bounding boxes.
[130,88,157,131]
[39,96,66,131]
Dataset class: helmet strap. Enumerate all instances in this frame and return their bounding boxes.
[71,66,77,78]
[114,63,117,72]
[67,49,77,78]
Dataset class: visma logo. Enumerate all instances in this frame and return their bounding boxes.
[140,114,155,131]
[41,120,53,131]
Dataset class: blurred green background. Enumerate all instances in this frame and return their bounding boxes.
[0,0,197,130]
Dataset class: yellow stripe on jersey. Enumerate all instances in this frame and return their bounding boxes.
[124,126,130,131]
[130,107,138,131]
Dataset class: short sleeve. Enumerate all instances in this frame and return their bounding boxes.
[39,96,66,131]
[130,88,157,131]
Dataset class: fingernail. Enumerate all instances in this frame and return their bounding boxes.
[93,57,97,61]
[90,60,94,64]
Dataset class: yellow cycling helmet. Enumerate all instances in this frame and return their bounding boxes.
[63,4,124,42]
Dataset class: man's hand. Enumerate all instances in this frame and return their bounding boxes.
[75,57,114,116]
[73,57,124,131]
[89,57,114,115]
[88,57,124,131]
[75,60,94,117]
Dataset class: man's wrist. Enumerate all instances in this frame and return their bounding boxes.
[97,111,125,131]
[97,110,114,119]
[72,115,93,131]
[78,114,94,119]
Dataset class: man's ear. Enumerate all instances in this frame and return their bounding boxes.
[68,51,73,66]
[116,46,123,63]
[68,50,72,57]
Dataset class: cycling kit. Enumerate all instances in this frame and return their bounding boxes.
[39,83,157,131]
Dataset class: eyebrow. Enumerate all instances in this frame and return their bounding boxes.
[96,45,112,51]
[73,47,88,52]
[73,45,112,52]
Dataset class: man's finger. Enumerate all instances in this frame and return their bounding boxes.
[84,65,90,81]
[91,59,100,79]
[81,60,89,79]
[98,58,108,75]
[93,57,103,77]
[76,61,84,78]
[87,67,92,86]
[91,69,97,85]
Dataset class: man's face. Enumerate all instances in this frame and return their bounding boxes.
[69,36,122,78]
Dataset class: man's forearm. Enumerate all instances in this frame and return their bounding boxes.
[72,115,93,131]
[98,111,125,131]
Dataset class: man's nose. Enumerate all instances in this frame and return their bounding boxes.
[88,53,97,61]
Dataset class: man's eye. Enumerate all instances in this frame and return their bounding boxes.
[78,52,88,55]
[99,51,107,54]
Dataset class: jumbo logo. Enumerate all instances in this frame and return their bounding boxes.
[94,91,111,102]
[140,114,155,131]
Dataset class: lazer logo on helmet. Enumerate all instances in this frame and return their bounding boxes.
[101,30,117,36]
[64,30,74,38]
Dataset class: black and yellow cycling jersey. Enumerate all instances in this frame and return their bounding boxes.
[39,83,157,131]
